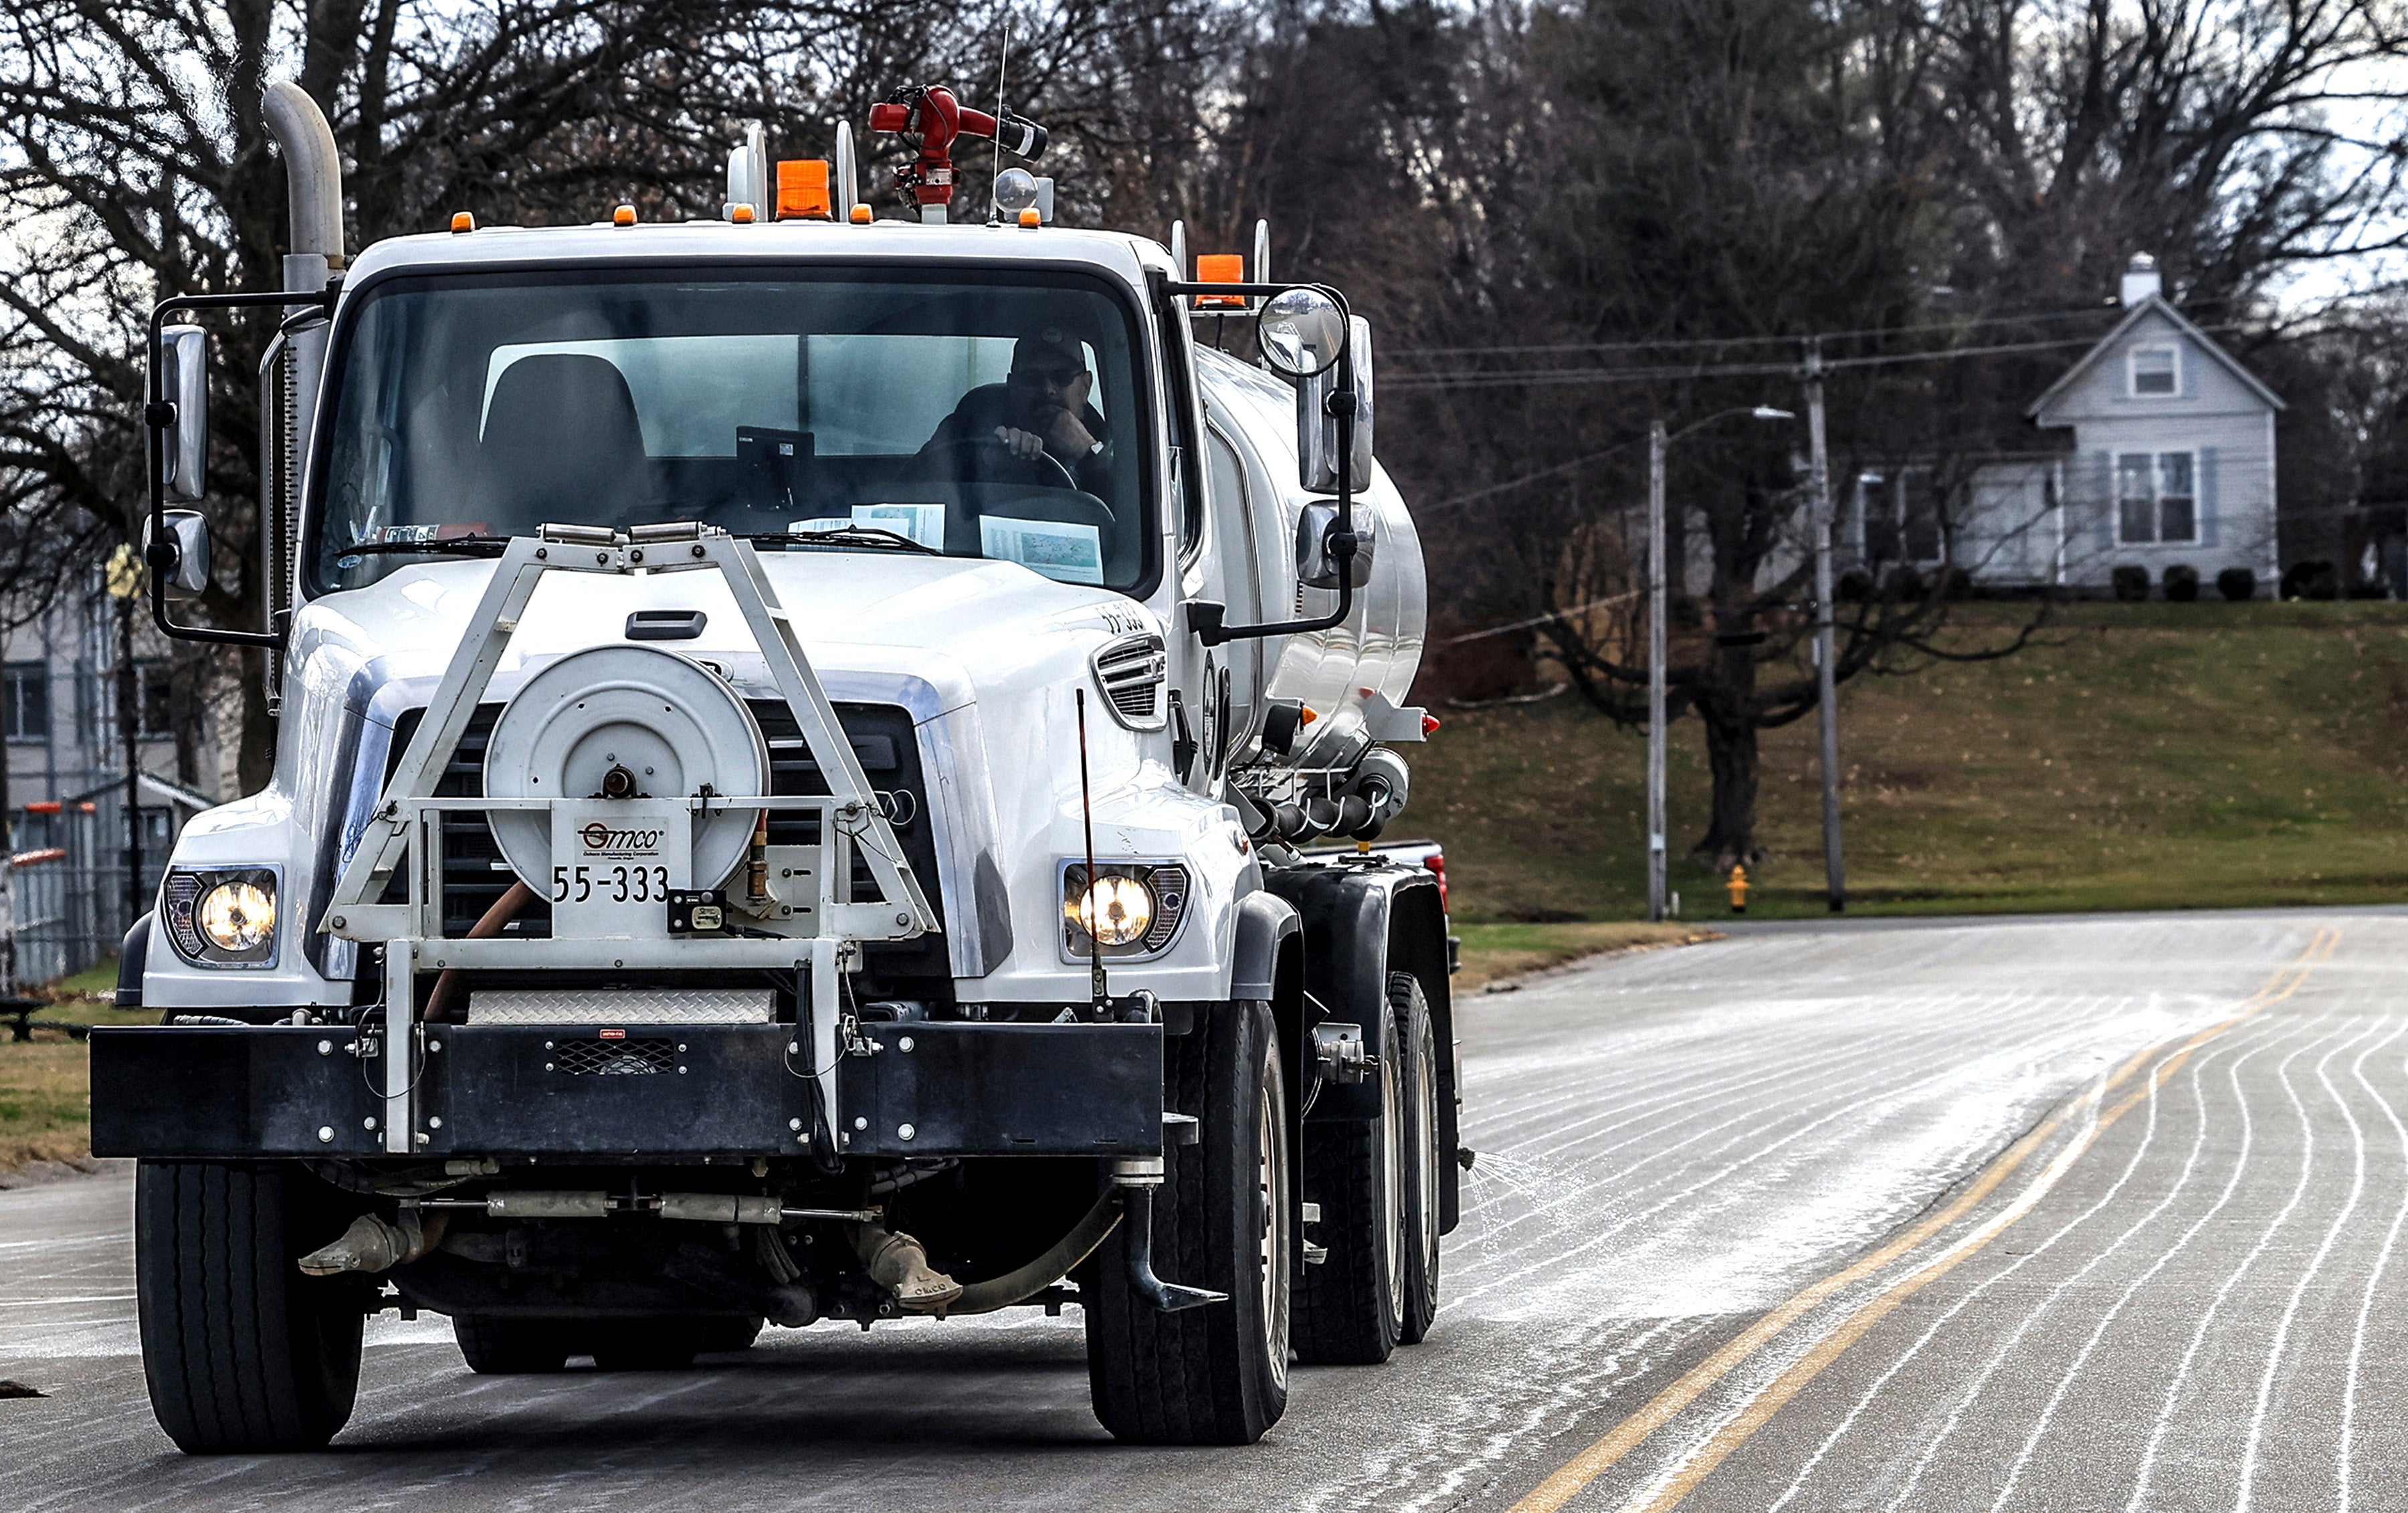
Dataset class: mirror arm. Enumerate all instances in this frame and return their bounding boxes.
[145,286,331,650]
[1159,277,1359,647]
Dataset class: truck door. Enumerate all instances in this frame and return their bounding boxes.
[1175,413,1263,789]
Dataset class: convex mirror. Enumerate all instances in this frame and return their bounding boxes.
[144,509,213,600]
[1256,288,1345,379]
[157,324,210,505]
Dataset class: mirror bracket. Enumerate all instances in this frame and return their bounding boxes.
[1157,272,1365,646]
[145,285,332,650]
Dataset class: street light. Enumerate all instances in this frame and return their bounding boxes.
[105,544,146,927]
[1646,405,1795,924]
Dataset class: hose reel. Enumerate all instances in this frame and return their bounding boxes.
[482,644,769,892]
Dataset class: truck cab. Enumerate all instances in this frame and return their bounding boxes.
[94,84,1456,1452]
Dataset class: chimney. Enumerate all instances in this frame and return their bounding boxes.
[2120,252,2163,308]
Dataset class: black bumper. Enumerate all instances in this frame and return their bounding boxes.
[90,1021,1163,1161]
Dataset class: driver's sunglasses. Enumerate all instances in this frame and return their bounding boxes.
[1011,365,1086,389]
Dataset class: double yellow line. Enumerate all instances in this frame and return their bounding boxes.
[1510,927,2340,1513]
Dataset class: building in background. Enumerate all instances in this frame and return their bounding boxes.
[3,573,221,985]
[1845,254,2284,597]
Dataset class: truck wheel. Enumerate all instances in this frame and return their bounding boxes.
[1291,979,1410,1365]
[587,1317,700,1371]
[697,1315,765,1354]
[454,1316,571,1375]
[1394,973,1442,1344]
[1084,999,1290,1445]
[134,1161,365,1453]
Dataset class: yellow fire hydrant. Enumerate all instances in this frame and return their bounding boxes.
[1726,864,1750,914]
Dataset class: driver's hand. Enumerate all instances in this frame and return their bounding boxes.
[993,425,1046,460]
[1041,407,1098,458]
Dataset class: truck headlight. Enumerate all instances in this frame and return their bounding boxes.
[1061,861,1192,960]
[1072,874,1155,946]
[164,868,279,967]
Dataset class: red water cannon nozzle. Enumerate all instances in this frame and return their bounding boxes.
[868,85,1049,218]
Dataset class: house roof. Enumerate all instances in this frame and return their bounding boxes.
[2025,296,2286,419]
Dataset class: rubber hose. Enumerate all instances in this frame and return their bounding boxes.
[945,1189,1125,1316]
[424,881,534,1023]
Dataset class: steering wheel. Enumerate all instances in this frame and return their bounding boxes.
[924,433,1084,494]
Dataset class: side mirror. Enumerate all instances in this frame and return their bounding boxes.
[1295,502,1374,590]
[144,509,212,600]
[1297,317,1375,495]
[157,324,210,504]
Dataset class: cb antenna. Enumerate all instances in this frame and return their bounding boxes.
[987,14,1014,226]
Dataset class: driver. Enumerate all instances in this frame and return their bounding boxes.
[917,327,1112,494]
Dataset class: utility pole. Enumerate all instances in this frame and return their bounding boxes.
[1646,418,1668,922]
[106,545,144,927]
[1805,340,1845,912]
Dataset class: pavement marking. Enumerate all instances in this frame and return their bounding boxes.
[1985,1004,2321,1510]
[2337,1030,2408,1513]
[2231,1005,2395,1509]
[1768,1003,2326,1513]
[1506,926,2338,1513]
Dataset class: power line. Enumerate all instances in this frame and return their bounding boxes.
[1387,328,2244,392]
[1386,304,2120,361]
[1442,589,1642,643]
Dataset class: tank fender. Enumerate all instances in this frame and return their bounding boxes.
[1264,864,1447,1128]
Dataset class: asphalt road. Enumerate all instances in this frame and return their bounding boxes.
[3,910,2402,1510]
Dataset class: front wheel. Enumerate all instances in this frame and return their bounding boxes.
[1084,999,1290,1445]
[135,1161,367,1453]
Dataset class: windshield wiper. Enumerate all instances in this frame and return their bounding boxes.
[750,527,942,557]
[337,535,512,559]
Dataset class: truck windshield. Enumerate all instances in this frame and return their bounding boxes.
[311,267,1155,594]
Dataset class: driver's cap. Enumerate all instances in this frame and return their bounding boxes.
[1011,328,1086,375]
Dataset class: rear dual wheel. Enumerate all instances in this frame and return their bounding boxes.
[1294,972,1441,1363]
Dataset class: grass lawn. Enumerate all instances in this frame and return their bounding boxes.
[1452,921,1720,993]
[1415,600,2408,922]
[0,969,145,1169]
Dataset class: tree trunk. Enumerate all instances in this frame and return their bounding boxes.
[1694,612,1764,868]
[1696,712,1760,871]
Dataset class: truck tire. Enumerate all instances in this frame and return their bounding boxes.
[1291,976,1411,1365]
[134,1161,365,1453]
[1394,973,1442,1344]
[697,1315,765,1353]
[454,1316,571,1375]
[1084,999,1290,1445]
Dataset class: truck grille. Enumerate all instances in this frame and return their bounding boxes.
[379,698,945,963]
[1093,633,1167,728]
[550,1037,676,1076]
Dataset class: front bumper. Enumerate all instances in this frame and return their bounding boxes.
[89,1021,1165,1161]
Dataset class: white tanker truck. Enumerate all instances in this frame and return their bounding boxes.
[90,81,1458,1452]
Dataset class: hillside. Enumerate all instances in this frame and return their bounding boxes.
[1412,601,2408,921]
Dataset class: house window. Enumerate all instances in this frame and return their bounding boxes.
[3,663,47,742]
[2130,345,2179,397]
[2116,451,2197,544]
[138,661,173,739]
[1858,470,1944,563]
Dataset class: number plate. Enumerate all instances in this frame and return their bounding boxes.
[547,801,691,939]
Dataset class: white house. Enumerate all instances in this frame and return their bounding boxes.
[1845,255,2284,595]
